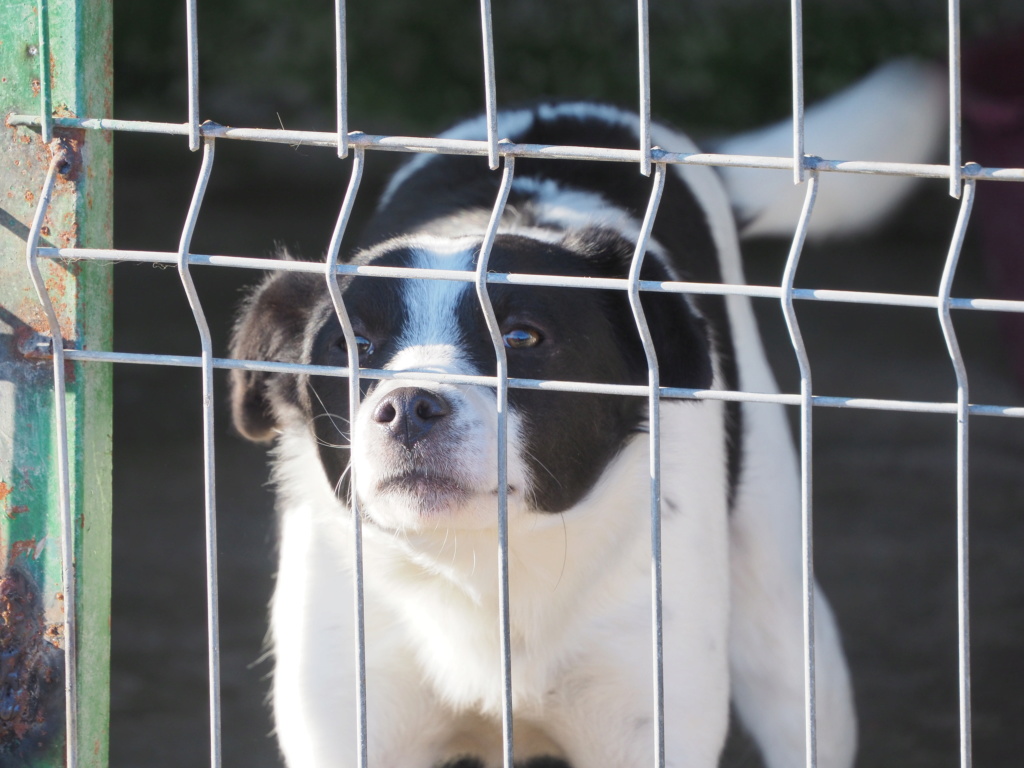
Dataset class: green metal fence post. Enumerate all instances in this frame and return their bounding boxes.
[1,1,113,766]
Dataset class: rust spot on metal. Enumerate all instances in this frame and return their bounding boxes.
[38,226,49,237]
[0,485,10,503]
[22,191,34,204]
[57,217,79,249]
[7,541,36,563]
[43,264,67,301]
[5,508,28,522]
[30,80,40,97]
[0,567,64,761]
[51,130,84,183]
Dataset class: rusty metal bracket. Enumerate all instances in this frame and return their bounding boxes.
[17,334,55,361]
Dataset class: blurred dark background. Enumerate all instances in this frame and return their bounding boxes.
[107,1,1024,766]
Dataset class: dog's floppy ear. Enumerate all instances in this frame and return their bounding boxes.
[568,227,714,391]
[229,270,323,442]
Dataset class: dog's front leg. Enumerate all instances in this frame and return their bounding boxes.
[273,627,459,768]
[541,539,731,768]
[271,503,458,768]
[540,624,729,768]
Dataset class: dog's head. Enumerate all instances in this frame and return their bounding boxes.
[230,228,712,532]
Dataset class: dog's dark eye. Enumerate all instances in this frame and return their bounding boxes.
[502,328,543,349]
[337,335,374,358]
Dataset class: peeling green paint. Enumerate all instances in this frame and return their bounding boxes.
[2,1,113,766]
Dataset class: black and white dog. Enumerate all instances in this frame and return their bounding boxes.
[230,61,943,768]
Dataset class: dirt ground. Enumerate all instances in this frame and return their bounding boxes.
[106,133,1023,768]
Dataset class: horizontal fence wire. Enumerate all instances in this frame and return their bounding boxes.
[31,345,1024,421]
[18,0,1024,766]
[9,114,1024,183]
[28,246,1024,315]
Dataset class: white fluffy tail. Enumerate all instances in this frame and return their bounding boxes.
[711,59,947,240]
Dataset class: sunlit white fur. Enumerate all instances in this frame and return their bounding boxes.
[712,58,945,239]
[272,392,729,768]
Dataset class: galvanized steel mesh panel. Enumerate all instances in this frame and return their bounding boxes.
[16,1,1024,767]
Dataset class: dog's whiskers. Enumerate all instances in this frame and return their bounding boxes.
[332,463,353,503]
[314,435,351,450]
[309,384,351,439]
[522,445,563,489]
[555,513,568,590]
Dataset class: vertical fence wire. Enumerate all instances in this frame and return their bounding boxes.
[25,148,77,768]
[779,172,820,768]
[186,0,201,151]
[947,0,963,198]
[938,176,976,768]
[636,0,652,177]
[626,163,668,768]
[36,0,53,143]
[324,147,368,768]
[473,153,517,768]
[335,0,349,158]
[479,0,500,170]
[790,0,805,184]
[175,137,222,768]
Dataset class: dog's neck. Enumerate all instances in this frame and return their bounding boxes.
[273,419,652,609]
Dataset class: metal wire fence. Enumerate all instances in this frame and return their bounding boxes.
[13,0,1024,766]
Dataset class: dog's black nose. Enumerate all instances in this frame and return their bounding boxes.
[372,388,451,448]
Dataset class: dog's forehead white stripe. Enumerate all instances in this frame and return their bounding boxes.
[398,244,477,349]
[383,343,468,375]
